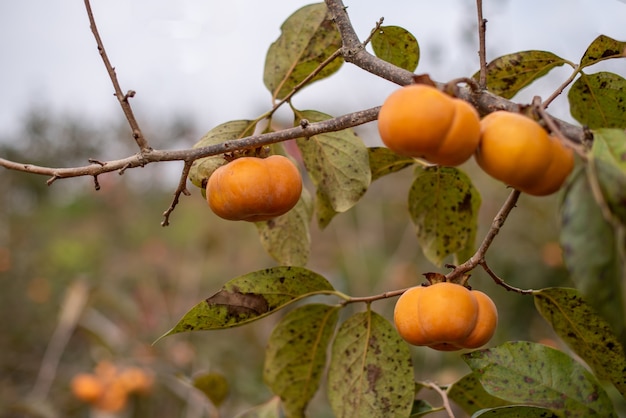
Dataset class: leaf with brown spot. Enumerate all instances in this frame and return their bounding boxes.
[264,304,340,417]
[327,310,414,418]
[579,35,626,69]
[368,147,415,182]
[472,51,570,99]
[157,267,334,340]
[568,72,626,129]
[263,3,343,101]
[447,372,512,415]
[534,287,626,397]
[463,341,617,417]
[408,166,481,266]
[371,25,420,72]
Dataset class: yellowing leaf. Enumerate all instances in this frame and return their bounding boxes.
[263,3,343,101]
[368,147,414,182]
[294,109,371,226]
[256,187,313,267]
[189,120,256,189]
[193,372,229,407]
[408,166,481,266]
[568,72,626,129]
[371,25,420,72]
[157,267,334,340]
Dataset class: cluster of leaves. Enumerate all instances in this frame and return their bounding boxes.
[169,3,626,417]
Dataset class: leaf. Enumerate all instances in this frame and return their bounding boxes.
[408,166,481,266]
[568,72,626,129]
[447,372,512,415]
[188,120,256,189]
[589,133,626,226]
[473,51,569,99]
[294,109,371,225]
[234,397,282,418]
[473,406,560,418]
[158,266,334,339]
[560,168,624,334]
[368,147,414,182]
[463,341,617,417]
[327,310,414,418]
[193,372,229,407]
[371,25,420,72]
[533,287,626,397]
[256,187,313,266]
[591,128,626,173]
[579,35,626,69]
[264,304,340,417]
[409,399,436,417]
[263,3,343,101]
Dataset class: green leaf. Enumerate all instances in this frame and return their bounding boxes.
[371,25,420,72]
[294,109,371,225]
[568,72,626,129]
[327,310,414,418]
[408,166,481,266]
[447,372,512,415]
[368,147,414,182]
[473,51,570,99]
[589,149,626,226]
[264,304,340,417]
[560,168,625,334]
[591,128,626,173]
[256,187,313,266]
[234,397,282,418]
[193,372,229,407]
[314,188,337,230]
[409,399,437,417]
[158,267,334,339]
[533,287,626,397]
[189,120,256,189]
[263,3,343,101]
[473,406,560,418]
[463,341,617,417]
[579,35,626,69]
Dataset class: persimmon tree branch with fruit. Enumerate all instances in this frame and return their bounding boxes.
[3,0,626,416]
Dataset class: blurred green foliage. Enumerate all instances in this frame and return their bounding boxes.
[0,109,573,417]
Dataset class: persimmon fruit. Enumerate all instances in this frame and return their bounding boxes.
[70,373,105,403]
[377,84,481,166]
[206,155,302,222]
[475,111,574,196]
[393,282,498,351]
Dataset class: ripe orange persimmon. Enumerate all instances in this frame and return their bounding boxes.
[206,155,302,222]
[377,84,481,166]
[70,373,105,403]
[475,111,574,196]
[519,136,575,196]
[393,282,498,351]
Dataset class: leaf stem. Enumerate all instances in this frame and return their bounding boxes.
[423,381,454,418]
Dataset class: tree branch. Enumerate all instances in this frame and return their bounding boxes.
[84,0,150,152]
[0,107,380,180]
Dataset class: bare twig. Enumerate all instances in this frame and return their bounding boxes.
[162,160,194,226]
[83,0,150,152]
[446,189,521,282]
[339,288,410,306]
[476,0,488,89]
[542,63,579,109]
[362,17,385,46]
[532,96,588,159]
[423,381,455,418]
[479,260,534,294]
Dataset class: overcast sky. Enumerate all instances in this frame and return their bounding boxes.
[0,0,625,142]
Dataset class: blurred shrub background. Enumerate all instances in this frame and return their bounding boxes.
[0,108,572,417]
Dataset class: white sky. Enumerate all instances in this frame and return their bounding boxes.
[0,0,625,141]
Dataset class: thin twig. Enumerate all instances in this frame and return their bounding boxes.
[362,17,385,47]
[162,160,193,226]
[480,260,534,294]
[446,189,521,282]
[339,288,410,306]
[532,96,588,159]
[423,381,455,418]
[542,64,579,109]
[476,0,488,89]
[83,0,150,152]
